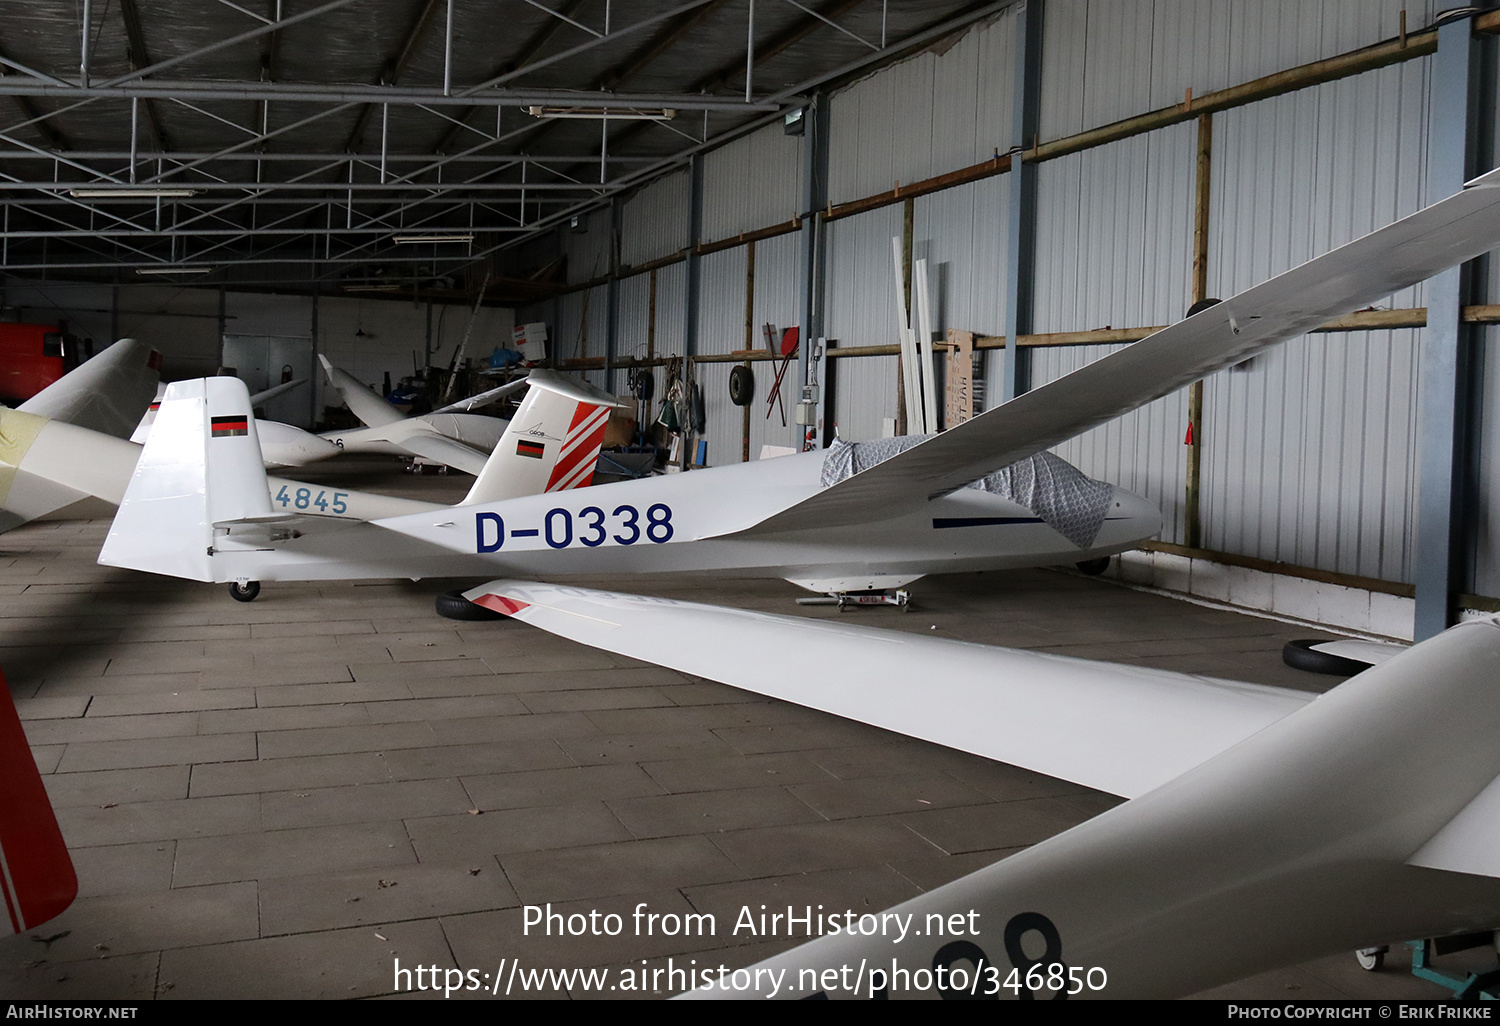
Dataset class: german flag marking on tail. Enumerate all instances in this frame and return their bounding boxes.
[211,415,249,437]
[516,439,546,459]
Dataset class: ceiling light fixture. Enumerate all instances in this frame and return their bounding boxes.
[525,106,676,121]
[392,234,474,244]
[69,188,200,199]
[135,266,214,275]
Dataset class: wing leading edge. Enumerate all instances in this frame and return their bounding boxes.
[737,169,1500,536]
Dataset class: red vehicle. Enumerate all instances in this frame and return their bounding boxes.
[0,322,86,404]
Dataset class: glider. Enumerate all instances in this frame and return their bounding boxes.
[96,167,1500,601]
[256,356,529,473]
[0,370,624,565]
[458,579,1500,999]
[129,357,532,474]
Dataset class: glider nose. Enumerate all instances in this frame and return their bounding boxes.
[1110,485,1163,541]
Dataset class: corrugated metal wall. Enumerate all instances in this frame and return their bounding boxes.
[824,205,903,441]
[702,125,803,244]
[829,8,1016,204]
[562,209,613,285]
[547,0,1497,604]
[1041,0,1432,138]
[1199,60,1432,583]
[621,171,691,267]
[1028,122,1197,544]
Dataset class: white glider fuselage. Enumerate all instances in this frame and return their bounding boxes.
[256,412,507,468]
[196,449,1163,586]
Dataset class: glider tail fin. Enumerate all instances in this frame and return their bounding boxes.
[0,669,77,935]
[462,370,627,505]
[100,377,273,583]
[19,337,162,440]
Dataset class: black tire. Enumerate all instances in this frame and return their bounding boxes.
[1185,297,1222,318]
[1282,639,1368,677]
[729,365,755,406]
[1075,557,1110,576]
[635,372,654,403]
[435,590,508,621]
[228,580,261,602]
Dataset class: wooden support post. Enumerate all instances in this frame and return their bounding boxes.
[1185,112,1212,550]
[647,267,657,360]
[743,239,755,461]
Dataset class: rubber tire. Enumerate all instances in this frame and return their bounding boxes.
[1282,639,1369,677]
[1185,297,1222,318]
[435,590,508,621]
[635,372,654,403]
[1075,557,1110,576]
[228,581,261,603]
[1356,949,1385,972]
[729,365,755,406]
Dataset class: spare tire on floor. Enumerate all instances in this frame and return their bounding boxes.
[435,591,508,621]
[1282,639,1368,677]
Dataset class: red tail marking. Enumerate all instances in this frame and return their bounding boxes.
[474,595,530,616]
[0,669,77,935]
[545,402,609,492]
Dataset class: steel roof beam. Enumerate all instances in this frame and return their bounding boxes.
[0,43,67,150]
[573,0,864,176]
[117,0,174,151]
[344,0,443,151]
[97,0,366,89]
[459,0,724,95]
[0,80,783,110]
[511,0,733,155]
[433,0,592,154]
[597,0,732,90]
[463,0,1015,269]
[0,150,661,163]
[0,225,520,239]
[142,103,360,183]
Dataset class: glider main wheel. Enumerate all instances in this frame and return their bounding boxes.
[1355,947,1386,972]
[228,581,261,603]
[1282,639,1368,677]
[1075,556,1110,576]
[729,365,755,406]
[435,591,508,622]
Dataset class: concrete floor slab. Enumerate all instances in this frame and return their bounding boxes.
[0,485,1464,1002]
[173,821,417,887]
[258,862,519,936]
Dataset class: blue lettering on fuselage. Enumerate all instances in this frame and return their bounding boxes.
[476,512,504,552]
[475,504,675,553]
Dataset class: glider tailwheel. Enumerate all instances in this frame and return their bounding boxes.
[1075,556,1111,576]
[1282,639,1368,677]
[1355,947,1387,972]
[228,581,261,603]
[435,591,509,622]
